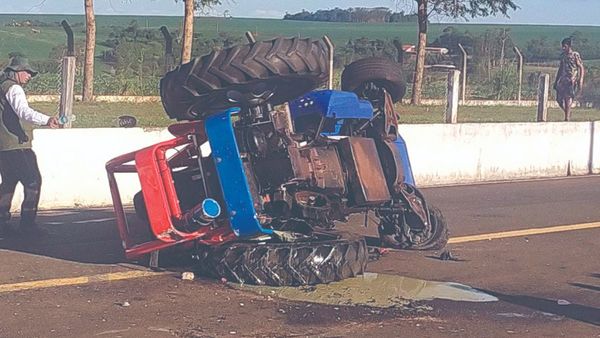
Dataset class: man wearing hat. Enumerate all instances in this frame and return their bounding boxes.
[0,55,59,236]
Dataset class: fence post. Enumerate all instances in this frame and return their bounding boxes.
[245,31,257,43]
[59,20,75,128]
[513,46,524,102]
[446,70,461,124]
[160,26,174,74]
[393,39,404,64]
[537,74,550,122]
[59,57,76,128]
[458,43,468,103]
[322,35,334,90]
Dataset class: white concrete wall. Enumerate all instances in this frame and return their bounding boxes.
[29,95,161,103]
[398,122,599,186]
[27,95,572,108]
[2,122,598,210]
[592,121,600,174]
[403,99,565,108]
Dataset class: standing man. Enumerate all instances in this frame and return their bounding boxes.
[554,37,585,121]
[0,55,59,236]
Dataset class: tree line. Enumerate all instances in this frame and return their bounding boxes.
[283,7,419,23]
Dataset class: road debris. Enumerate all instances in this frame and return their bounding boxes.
[439,250,455,261]
[181,272,195,281]
[367,247,389,261]
[427,250,466,262]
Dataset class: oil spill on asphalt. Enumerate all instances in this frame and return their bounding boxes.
[238,273,498,308]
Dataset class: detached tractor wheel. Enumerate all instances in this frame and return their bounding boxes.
[379,205,449,251]
[194,232,368,286]
[341,57,406,103]
[160,37,329,121]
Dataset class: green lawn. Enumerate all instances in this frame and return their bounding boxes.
[32,102,171,128]
[30,101,600,128]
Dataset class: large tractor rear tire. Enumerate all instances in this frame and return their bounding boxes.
[160,37,329,121]
[194,232,368,286]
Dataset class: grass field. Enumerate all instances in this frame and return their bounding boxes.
[29,101,600,128]
[5,14,600,121]
[3,14,600,61]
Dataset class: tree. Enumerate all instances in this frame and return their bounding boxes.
[397,0,517,104]
[176,0,221,64]
[83,0,95,101]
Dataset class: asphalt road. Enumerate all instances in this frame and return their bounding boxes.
[0,176,599,337]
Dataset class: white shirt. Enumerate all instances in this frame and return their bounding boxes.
[5,84,50,126]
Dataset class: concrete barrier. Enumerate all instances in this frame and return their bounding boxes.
[28,95,575,108]
[398,122,600,186]
[29,95,161,103]
[410,99,565,108]
[3,122,599,210]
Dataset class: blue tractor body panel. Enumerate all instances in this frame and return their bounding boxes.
[393,136,416,185]
[289,89,416,185]
[205,108,273,238]
[289,90,373,120]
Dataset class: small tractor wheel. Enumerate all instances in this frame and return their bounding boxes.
[160,37,329,121]
[194,232,368,286]
[341,57,406,103]
[379,205,449,251]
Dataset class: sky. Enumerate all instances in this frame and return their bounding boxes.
[2,0,600,27]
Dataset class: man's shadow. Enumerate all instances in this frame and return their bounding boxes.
[0,208,135,264]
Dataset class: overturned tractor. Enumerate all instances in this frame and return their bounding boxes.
[106,36,448,286]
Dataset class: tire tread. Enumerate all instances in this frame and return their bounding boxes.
[161,37,328,121]
[195,233,368,286]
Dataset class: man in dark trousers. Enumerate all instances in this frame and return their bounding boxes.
[554,37,585,121]
[0,55,59,236]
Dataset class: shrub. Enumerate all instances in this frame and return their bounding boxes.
[478,67,519,100]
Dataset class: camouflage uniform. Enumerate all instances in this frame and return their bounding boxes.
[555,50,583,100]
